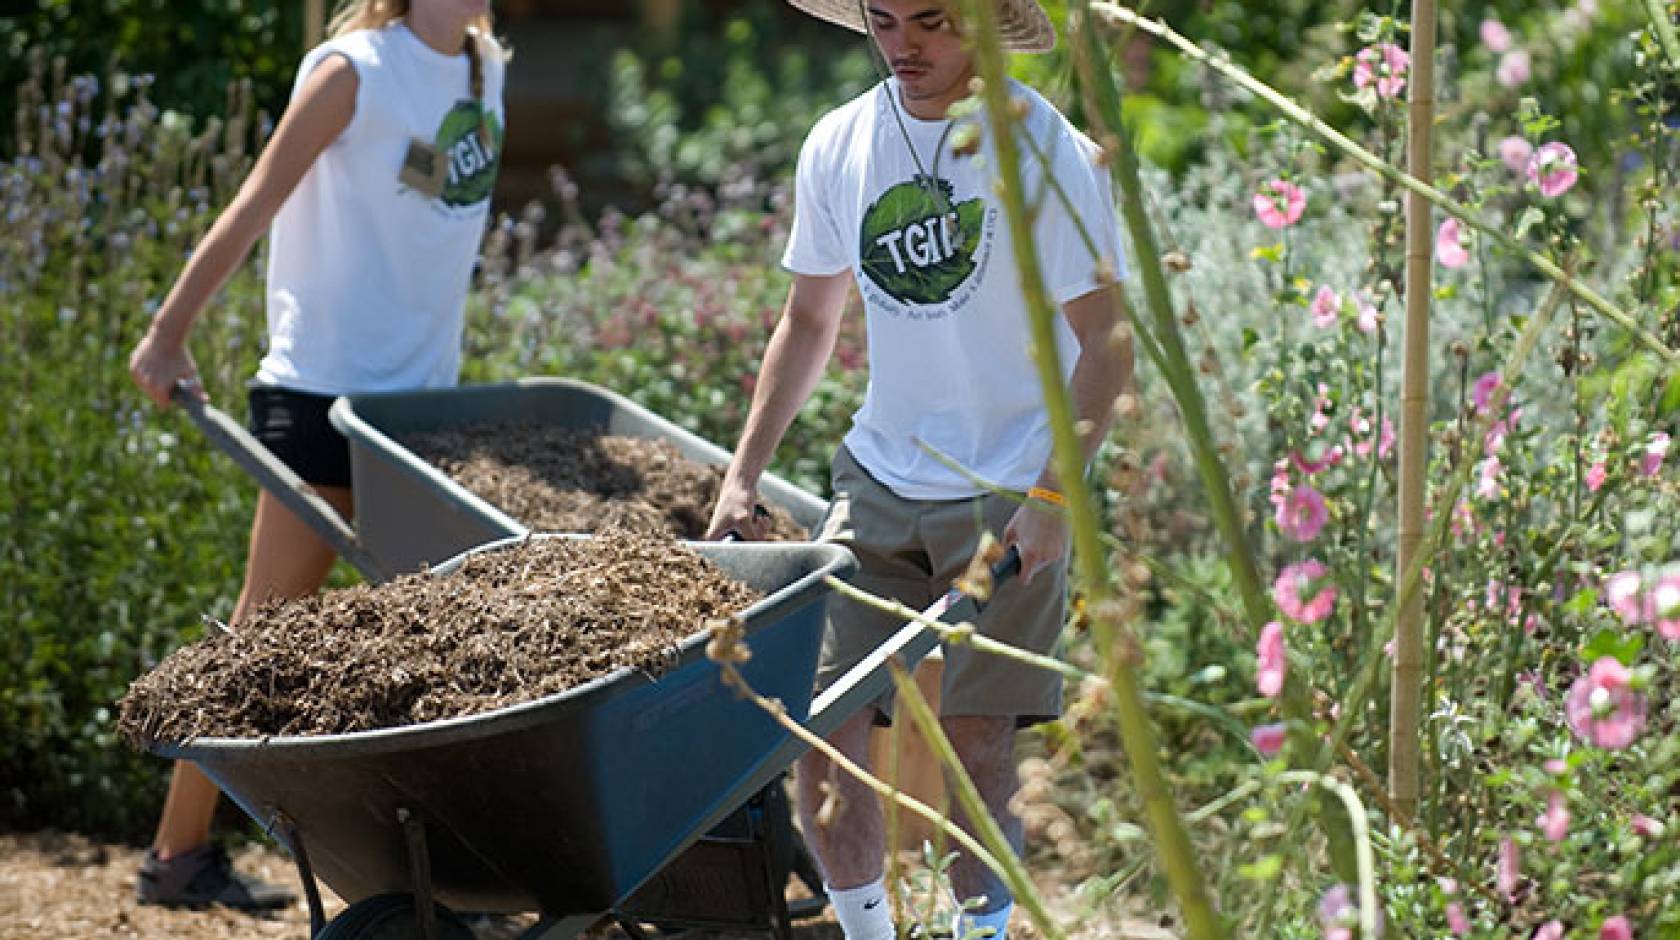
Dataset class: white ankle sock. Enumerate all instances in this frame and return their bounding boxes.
[958,901,1013,940]
[828,880,895,940]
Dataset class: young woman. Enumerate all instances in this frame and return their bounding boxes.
[127,0,506,910]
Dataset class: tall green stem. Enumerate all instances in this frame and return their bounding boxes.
[1646,0,1680,70]
[1067,0,1360,887]
[957,2,1224,936]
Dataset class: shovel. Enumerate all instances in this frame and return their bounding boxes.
[170,383,393,584]
[806,544,1022,738]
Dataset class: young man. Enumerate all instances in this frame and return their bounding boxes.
[704,1,1132,938]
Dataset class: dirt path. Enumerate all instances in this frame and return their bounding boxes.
[0,831,1173,939]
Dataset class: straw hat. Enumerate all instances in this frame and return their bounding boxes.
[787,0,1056,53]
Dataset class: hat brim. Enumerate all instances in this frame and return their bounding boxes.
[787,0,1056,54]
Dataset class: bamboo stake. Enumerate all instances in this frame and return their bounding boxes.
[1391,0,1437,825]
[955,2,1225,936]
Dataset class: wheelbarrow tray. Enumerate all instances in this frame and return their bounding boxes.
[150,537,856,917]
[328,378,828,577]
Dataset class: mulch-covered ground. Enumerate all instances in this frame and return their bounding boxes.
[404,425,809,540]
[118,533,762,742]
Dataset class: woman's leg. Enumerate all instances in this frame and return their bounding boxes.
[141,485,351,908]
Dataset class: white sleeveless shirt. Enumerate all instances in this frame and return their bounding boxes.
[256,22,505,396]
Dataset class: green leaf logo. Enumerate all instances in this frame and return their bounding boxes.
[859,177,985,306]
[434,100,503,208]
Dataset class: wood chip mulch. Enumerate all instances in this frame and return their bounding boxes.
[403,425,809,540]
[117,533,763,744]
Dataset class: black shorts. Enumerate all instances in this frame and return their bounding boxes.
[246,385,352,488]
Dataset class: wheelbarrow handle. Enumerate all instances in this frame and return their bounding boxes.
[805,545,1021,737]
[169,383,393,584]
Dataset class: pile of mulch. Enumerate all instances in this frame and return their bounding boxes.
[403,424,809,540]
[118,533,763,743]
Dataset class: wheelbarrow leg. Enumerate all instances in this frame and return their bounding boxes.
[274,812,330,938]
[399,808,441,940]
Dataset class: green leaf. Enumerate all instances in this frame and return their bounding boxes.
[1513,207,1546,239]
[1581,628,1643,667]
[1239,855,1284,881]
[1564,588,1599,617]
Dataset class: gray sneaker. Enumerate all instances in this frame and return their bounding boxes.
[136,845,295,911]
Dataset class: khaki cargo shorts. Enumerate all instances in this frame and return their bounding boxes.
[812,445,1068,726]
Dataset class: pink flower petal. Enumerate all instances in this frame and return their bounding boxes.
[1436,218,1470,269]
[1480,19,1513,53]
[1254,179,1307,229]
[1251,722,1287,756]
[1498,136,1534,173]
[1528,141,1579,198]
[1601,915,1632,940]
[1496,49,1532,88]
[1257,621,1287,697]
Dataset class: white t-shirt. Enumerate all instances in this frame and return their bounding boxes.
[783,79,1124,500]
[256,23,506,396]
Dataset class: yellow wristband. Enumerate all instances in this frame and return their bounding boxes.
[1027,486,1066,507]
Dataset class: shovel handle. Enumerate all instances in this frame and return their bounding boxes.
[170,383,392,584]
[805,545,1021,735]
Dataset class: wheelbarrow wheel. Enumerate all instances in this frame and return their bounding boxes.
[315,892,477,940]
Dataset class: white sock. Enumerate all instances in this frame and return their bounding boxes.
[957,901,1013,940]
[828,879,895,940]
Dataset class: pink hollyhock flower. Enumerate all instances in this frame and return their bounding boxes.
[1354,293,1380,333]
[1566,657,1647,749]
[1446,901,1470,936]
[1497,837,1520,899]
[1353,42,1410,99]
[1497,49,1532,87]
[1631,814,1664,837]
[1641,431,1670,477]
[1475,457,1502,499]
[1536,922,1565,940]
[1292,444,1344,476]
[1274,560,1337,624]
[1472,371,1502,414]
[1257,621,1287,697]
[1649,570,1680,640]
[1270,458,1292,509]
[1480,19,1513,53]
[1251,722,1287,756]
[1311,285,1341,328]
[1277,485,1329,542]
[1601,916,1632,940]
[1586,461,1608,492]
[1254,179,1307,228]
[1310,384,1333,434]
[1436,218,1470,268]
[1541,790,1570,842]
[1528,142,1580,198]
[1317,883,1382,940]
[1605,571,1645,624]
[1498,136,1535,173]
[1545,758,1568,775]
[1348,409,1395,460]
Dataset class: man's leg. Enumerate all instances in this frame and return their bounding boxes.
[797,708,894,940]
[943,715,1021,916]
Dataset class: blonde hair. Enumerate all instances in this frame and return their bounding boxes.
[327,1,503,141]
